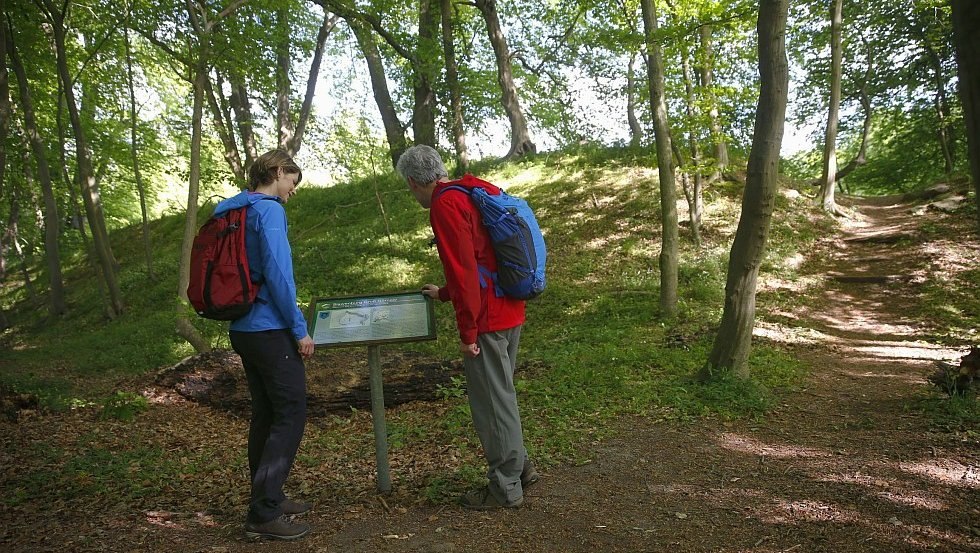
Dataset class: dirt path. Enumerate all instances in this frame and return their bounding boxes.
[277,198,976,553]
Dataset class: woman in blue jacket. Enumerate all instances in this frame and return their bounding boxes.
[213,149,314,540]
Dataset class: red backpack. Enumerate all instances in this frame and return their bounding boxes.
[187,205,259,320]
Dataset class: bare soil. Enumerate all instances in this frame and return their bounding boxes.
[2,196,978,552]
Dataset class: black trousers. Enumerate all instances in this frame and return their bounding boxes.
[230,329,307,523]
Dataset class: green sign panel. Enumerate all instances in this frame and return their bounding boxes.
[308,291,436,347]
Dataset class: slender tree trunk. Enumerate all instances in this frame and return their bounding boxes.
[702,0,789,379]
[275,5,295,151]
[42,0,123,318]
[699,24,728,178]
[917,33,955,176]
[950,0,980,232]
[0,0,10,281]
[474,0,535,159]
[681,45,703,246]
[228,71,258,170]
[818,0,842,214]
[441,0,469,174]
[16,139,36,299]
[641,0,678,317]
[124,28,154,280]
[627,53,643,149]
[6,26,66,315]
[351,21,408,167]
[288,11,337,157]
[204,75,246,184]
[834,85,872,182]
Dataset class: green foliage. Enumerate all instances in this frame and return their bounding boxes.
[99,391,149,421]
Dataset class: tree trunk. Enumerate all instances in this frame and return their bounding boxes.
[918,32,955,176]
[681,44,703,246]
[441,0,469,174]
[125,27,154,280]
[833,84,872,182]
[43,0,123,318]
[641,0,678,317]
[288,11,337,157]
[950,0,980,232]
[413,0,439,148]
[6,25,66,315]
[818,0,842,214]
[204,75,246,185]
[702,0,789,380]
[0,0,8,200]
[275,5,295,151]
[474,0,535,159]
[228,71,258,170]
[351,21,408,168]
[627,53,643,149]
[699,25,728,178]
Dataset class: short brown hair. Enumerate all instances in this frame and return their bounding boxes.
[247,149,303,191]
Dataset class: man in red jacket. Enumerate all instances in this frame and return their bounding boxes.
[396,145,539,509]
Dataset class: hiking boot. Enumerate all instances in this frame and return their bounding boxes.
[281,498,312,515]
[244,515,310,541]
[521,460,540,489]
[458,486,523,510]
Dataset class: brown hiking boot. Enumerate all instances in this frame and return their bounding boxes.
[521,460,540,489]
[244,515,310,540]
[458,486,524,510]
[281,498,312,515]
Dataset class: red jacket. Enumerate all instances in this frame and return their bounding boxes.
[431,175,526,344]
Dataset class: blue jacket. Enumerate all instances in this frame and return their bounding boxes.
[213,191,308,340]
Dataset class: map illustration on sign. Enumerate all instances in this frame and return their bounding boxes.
[308,292,436,347]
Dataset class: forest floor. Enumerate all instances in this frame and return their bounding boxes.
[2,194,979,552]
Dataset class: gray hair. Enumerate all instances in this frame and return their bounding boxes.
[395,145,448,185]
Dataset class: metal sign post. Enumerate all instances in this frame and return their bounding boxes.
[308,291,436,494]
[367,344,391,492]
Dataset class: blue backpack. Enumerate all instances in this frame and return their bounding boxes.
[438,185,547,300]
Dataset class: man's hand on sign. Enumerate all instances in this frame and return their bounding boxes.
[421,284,440,299]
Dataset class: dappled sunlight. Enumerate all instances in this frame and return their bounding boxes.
[716,433,833,459]
[900,459,980,489]
[753,321,824,346]
[816,472,949,510]
[843,341,958,362]
[762,498,863,524]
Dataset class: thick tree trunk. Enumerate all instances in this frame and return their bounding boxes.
[125,28,154,280]
[950,0,980,232]
[699,25,728,178]
[412,0,439,148]
[702,0,789,380]
[641,0,678,317]
[43,0,123,318]
[627,53,643,149]
[6,27,66,315]
[441,0,469,174]
[818,0,842,214]
[474,0,535,159]
[351,21,408,168]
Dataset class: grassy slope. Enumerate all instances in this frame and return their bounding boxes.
[0,147,972,465]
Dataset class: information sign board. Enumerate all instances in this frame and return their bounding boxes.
[308,291,436,347]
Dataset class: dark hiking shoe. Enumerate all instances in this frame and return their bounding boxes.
[521,460,540,489]
[281,498,312,515]
[458,486,524,510]
[244,516,310,540]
